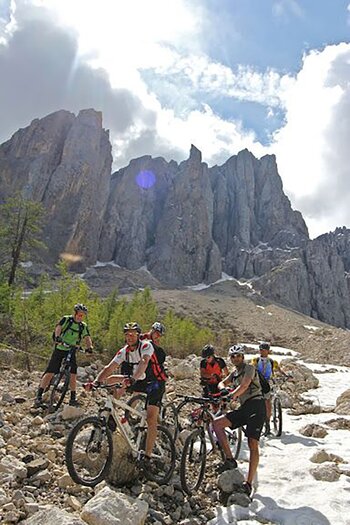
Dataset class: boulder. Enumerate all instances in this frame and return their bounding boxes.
[335,388,350,415]
[80,486,148,525]
[310,464,341,482]
[21,506,85,524]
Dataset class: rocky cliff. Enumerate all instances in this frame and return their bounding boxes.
[2,109,350,328]
[0,109,112,268]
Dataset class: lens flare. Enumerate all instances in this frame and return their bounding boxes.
[135,170,156,189]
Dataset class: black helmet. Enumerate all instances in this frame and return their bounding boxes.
[152,322,166,335]
[123,322,141,334]
[228,344,245,357]
[259,342,270,351]
[202,344,215,358]
[74,303,88,313]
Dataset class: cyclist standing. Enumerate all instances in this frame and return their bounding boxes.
[213,345,266,496]
[86,322,167,466]
[200,344,228,396]
[34,304,93,408]
[252,342,280,435]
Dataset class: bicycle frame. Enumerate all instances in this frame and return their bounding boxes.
[95,389,148,459]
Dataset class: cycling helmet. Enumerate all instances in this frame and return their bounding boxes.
[152,322,166,335]
[201,344,215,358]
[123,322,141,334]
[228,344,245,357]
[259,342,270,351]
[74,303,88,313]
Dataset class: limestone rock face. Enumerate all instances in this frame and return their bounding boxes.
[148,145,221,285]
[0,109,112,269]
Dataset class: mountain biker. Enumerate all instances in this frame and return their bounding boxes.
[34,303,93,408]
[212,344,266,497]
[85,321,167,466]
[200,344,228,396]
[252,342,282,435]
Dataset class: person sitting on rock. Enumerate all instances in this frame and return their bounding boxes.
[85,321,167,467]
[213,344,266,497]
[200,344,228,396]
[34,303,93,408]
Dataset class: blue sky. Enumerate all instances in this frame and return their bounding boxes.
[0,0,349,237]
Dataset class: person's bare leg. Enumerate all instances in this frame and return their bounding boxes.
[212,415,233,459]
[145,405,160,457]
[266,398,272,421]
[247,437,259,485]
[39,372,54,390]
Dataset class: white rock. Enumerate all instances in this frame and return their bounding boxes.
[21,506,85,524]
[81,486,148,525]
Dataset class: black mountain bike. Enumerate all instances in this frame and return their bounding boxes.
[178,392,242,495]
[47,345,84,412]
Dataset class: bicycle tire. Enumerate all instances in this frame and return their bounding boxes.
[65,416,113,487]
[272,396,283,437]
[219,426,242,460]
[125,393,146,426]
[161,402,179,441]
[48,369,70,412]
[141,424,176,485]
[176,398,200,433]
[180,428,206,495]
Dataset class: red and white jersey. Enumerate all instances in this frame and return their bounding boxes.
[112,340,154,380]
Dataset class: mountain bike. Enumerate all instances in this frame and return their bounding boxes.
[178,392,242,495]
[65,383,176,487]
[47,345,86,413]
[125,390,178,441]
[264,374,292,437]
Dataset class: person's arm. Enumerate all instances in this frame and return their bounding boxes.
[94,359,119,384]
[83,334,93,350]
[54,324,62,338]
[218,372,233,389]
[133,355,152,380]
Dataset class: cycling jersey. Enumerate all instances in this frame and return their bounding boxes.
[113,340,154,381]
[56,315,89,351]
[251,357,278,380]
[228,363,262,405]
[200,356,226,384]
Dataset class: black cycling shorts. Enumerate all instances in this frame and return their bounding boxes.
[129,380,165,407]
[226,397,266,440]
[45,348,77,375]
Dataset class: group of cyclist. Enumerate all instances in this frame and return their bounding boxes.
[35,303,284,497]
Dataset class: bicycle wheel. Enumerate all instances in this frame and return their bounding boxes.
[48,369,70,412]
[161,402,178,441]
[272,397,282,437]
[180,428,206,495]
[141,425,176,485]
[225,426,242,460]
[125,394,147,426]
[65,416,113,486]
[176,399,201,433]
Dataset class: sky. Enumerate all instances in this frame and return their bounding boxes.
[0,0,349,238]
[211,346,350,525]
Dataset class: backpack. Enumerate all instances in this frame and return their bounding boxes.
[257,370,271,394]
[52,316,84,344]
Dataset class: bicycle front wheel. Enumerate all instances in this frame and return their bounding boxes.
[65,416,113,486]
[161,402,178,441]
[180,428,206,495]
[48,370,70,412]
[141,425,176,485]
[272,397,283,437]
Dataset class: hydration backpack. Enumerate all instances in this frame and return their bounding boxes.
[257,370,271,394]
[52,316,84,344]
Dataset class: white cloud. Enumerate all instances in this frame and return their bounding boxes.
[271,43,350,237]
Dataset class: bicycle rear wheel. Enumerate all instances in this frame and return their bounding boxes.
[272,397,282,437]
[141,425,176,485]
[48,369,70,412]
[65,416,113,486]
[180,428,206,495]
